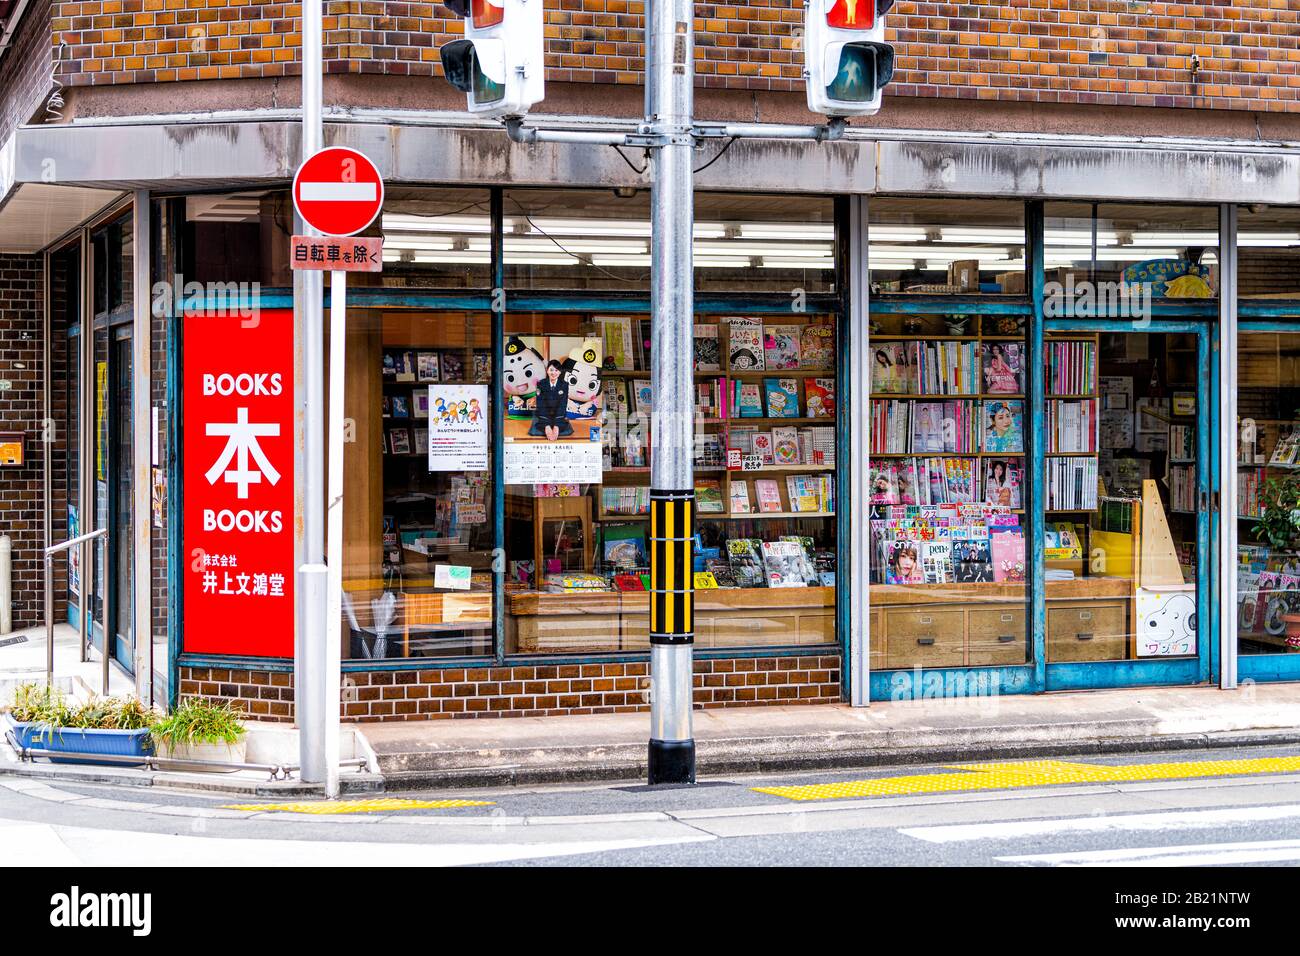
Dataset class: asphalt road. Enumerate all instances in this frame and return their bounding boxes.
[3,743,1300,867]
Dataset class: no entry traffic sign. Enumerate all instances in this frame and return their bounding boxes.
[292,147,385,237]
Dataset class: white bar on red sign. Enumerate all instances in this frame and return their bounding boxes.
[299,182,378,202]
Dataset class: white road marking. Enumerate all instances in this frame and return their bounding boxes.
[900,804,1300,843]
[299,182,377,202]
[2,820,714,867]
[999,838,1300,867]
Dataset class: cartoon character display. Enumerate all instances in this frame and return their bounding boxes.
[503,336,545,414]
[468,398,482,423]
[562,340,603,419]
[1136,591,1197,657]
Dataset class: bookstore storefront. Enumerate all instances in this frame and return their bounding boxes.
[166,182,1296,719]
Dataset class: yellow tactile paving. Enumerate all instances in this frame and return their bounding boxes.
[224,797,495,814]
[753,756,1300,802]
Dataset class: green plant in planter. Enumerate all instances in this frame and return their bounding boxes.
[151,698,247,748]
[1253,475,1300,552]
[7,683,71,725]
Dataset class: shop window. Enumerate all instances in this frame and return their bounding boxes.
[502,189,835,294]
[184,191,294,288]
[380,187,493,289]
[503,311,839,655]
[1236,331,1300,656]
[1238,205,1300,302]
[1043,202,1221,304]
[339,310,495,660]
[1043,330,1200,663]
[869,198,1025,295]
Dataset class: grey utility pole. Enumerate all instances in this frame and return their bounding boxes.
[646,0,697,785]
[298,0,333,792]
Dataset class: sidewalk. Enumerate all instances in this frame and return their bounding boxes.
[0,623,134,701]
[365,683,1300,790]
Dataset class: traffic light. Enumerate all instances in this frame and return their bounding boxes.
[439,0,544,119]
[804,0,895,117]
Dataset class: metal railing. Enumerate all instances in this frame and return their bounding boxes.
[44,528,108,693]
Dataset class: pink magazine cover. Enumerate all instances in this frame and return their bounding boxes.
[990,532,1027,583]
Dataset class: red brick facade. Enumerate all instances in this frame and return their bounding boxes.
[50,1,1300,112]
[178,654,842,722]
[0,255,64,631]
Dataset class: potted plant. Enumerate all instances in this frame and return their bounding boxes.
[1254,475,1300,648]
[2,684,156,765]
[151,698,248,772]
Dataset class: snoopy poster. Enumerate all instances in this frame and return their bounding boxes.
[426,383,489,472]
[1134,589,1197,657]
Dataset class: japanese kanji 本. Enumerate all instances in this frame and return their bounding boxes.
[205,407,282,499]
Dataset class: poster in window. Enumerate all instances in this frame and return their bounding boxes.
[503,335,604,484]
[427,383,489,472]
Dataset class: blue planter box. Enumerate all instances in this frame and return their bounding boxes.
[3,712,154,766]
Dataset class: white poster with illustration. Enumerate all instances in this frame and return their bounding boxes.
[427,384,489,472]
[1135,588,1196,657]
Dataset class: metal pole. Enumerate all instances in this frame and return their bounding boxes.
[323,269,345,797]
[42,250,52,686]
[132,191,152,699]
[646,0,696,785]
[1219,203,1238,690]
[848,195,870,707]
[298,0,328,784]
[79,228,91,665]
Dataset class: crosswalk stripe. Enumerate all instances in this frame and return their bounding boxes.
[998,838,1300,867]
[900,804,1300,843]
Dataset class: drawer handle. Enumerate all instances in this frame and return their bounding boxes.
[1000,613,1014,623]
[1076,632,1094,641]
[919,616,933,625]
[917,637,936,646]
[1078,611,1092,621]
[997,634,1016,643]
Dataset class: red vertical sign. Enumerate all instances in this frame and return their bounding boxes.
[183,309,295,657]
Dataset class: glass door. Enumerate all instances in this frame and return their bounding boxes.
[111,328,135,670]
[1042,324,1210,689]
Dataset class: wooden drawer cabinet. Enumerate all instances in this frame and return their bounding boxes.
[967,608,1028,666]
[884,608,965,669]
[868,610,883,672]
[1047,602,1128,662]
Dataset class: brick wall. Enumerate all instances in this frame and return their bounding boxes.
[49,1,1300,112]
[0,0,53,144]
[178,653,842,722]
[0,255,61,630]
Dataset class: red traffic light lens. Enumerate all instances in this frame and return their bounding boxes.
[827,0,874,29]
[472,0,504,28]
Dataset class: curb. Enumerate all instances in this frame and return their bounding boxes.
[377,728,1300,791]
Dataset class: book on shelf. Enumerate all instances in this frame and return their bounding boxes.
[1046,456,1099,511]
[1268,427,1300,466]
[394,351,417,382]
[727,317,764,371]
[602,379,631,417]
[1169,424,1196,462]
[693,324,721,371]
[871,399,978,454]
[981,342,1023,394]
[597,316,635,371]
[1044,521,1083,560]
[982,399,1025,454]
[871,343,914,395]
[413,427,428,453]
[1047,340,1097,395]
[603,525,647,569]
[389,428,411,455]
[613,573,646,592]
[869,502,1019,585]
[601,485,650,515]
[631,379,652,413]
[695,479,725,513]
[726,538,765,587]
[990,531,1027,583]
[695,380,723,418]
[751,431,774,465]
[391,395,410,419]
[763,324,802,370]
[1169,464,1197,513]
[693,571,719,589]
[413,391,429,419]
[952,538,993,583]
[729,480,752,514]
[754,479,783,513]
[915,340,980,395]
[473,353,492,383]
[440,352,464,382]
[786,474,832,513]
[764,378,800,418]
[705,558,739,589]
[762,540,809,587]
[800,325,834,368]
[416,352,440,383]
[1048,399,1098,453]
[694,432,724,469]
[778,535,819,583]
[983,458,1022,508]
[733,381,764,418]
[772,426,800,465]
[805,378,835,418]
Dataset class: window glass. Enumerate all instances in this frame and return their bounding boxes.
[503,190,835,293]
[1043,203,1220,303]
[869,198,1025,295]
[185,191,294,288]
[504,311,839,655]
[1239,205,1300,302]
[380,187,493,288]
[339,309,495,662]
